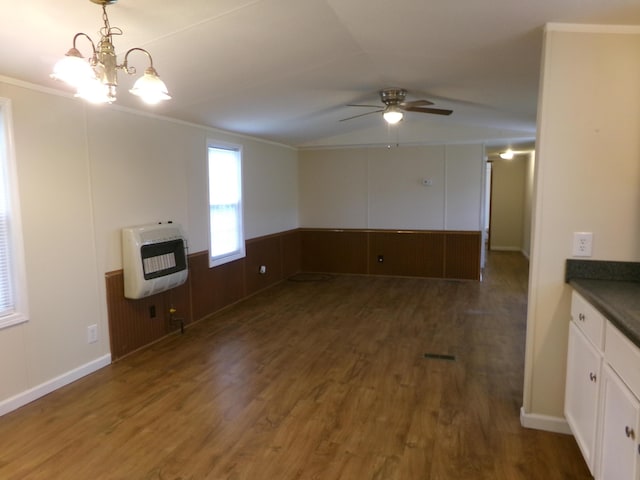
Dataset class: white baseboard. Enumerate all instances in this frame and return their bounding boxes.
[490,246,521,252]
[489,246,530,260]
[520,406,572,434]
[0,354,111,417]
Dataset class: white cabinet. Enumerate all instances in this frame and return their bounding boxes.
[566,290,640,480]
[565,292,605,474]
[565,321,602,472]
[598,364,640,480]
[596,319,640,480]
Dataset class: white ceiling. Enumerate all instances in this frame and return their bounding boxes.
[2,0,640,149]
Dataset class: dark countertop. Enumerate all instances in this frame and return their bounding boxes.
[566,259,640,349]
[569,279,640,349]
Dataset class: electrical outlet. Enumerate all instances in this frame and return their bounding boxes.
[87,324,98,344]
[572,232,593,257]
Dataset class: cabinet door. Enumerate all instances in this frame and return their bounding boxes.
[597,364,640,480]
[565,321,602,474]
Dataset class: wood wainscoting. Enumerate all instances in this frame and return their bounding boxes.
[105,272,191,361]
[106,229,301,360]
[106,228,480,360]
[300,228,481,280]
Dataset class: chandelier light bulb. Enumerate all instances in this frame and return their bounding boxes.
[75,77,114,104]
[129,67,171,105]
[51,48,96,88]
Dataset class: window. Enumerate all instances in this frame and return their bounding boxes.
[0,98,28,329]
[207,143,245,267]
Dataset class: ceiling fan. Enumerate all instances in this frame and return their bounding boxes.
[340,88,453,124]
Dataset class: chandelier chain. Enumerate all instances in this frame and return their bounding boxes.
[101,5,112,37]
[99,5,123,43]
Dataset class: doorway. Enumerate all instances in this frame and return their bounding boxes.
[487,152,534,257]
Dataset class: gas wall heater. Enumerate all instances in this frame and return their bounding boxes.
[122,223,188,299]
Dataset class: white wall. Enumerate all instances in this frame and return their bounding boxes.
[522,25,640,429]
[88,110,298,271]
[445,144,484,231]
[299,144,484,231]
[0,84,105,407]
[0,80,298,414]
[521,152,535,259]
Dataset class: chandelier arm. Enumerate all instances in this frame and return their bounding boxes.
[121,47,155,75]
[72,32,98,61]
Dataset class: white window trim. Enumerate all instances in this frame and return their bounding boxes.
[0,98,29,329]
[207,140,245,268]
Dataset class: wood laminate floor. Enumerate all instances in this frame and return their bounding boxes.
[0,252,590,479]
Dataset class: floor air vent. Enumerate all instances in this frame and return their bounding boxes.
[424,353,456,361]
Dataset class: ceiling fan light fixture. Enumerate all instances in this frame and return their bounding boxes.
[340,88,451,123]
[383,105,403,124]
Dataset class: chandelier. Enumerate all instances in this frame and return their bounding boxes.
[51,0,170,105]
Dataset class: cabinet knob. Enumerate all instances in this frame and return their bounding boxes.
[589,372,597,382]
[578,313,586,321]
[626,426,635,440]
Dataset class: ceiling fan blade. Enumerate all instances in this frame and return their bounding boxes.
[339,109,384,122]
[403,106,453,116]
[346,104,384,108]
[400,99,434,108]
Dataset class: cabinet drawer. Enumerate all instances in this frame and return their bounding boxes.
[605,321,640,399]
[571,291,605,349]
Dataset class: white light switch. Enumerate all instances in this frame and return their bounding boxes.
[572,232,593,257]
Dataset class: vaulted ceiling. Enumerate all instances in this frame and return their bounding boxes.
[2,0,640,149]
